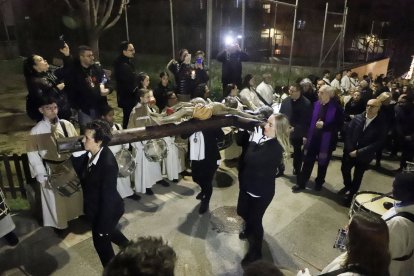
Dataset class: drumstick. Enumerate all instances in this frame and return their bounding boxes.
[294,252,323,271]
[367,192,393,203]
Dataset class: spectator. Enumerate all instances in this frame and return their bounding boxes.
[240,74,265,111]
[256,73,274,106]
[322,69,331,86]
[375,92,396,168]
[66,45,113,133]
[330,72,342,94]
[300,78,318,103]
[298,212,390,276]
[343,91,365,122]
[153,71,174,112]
[192,83,210,100]
[394,94,414,171]
[23,54,71,121]
[167,49,193,99]
[104,236,176,276]
[223,83,244,110]
[339,99,387,206]
[359,80,373,105]
[341,70,352,95]
[193,50,209,87]
[217,43,249,91]
[113,41,139,129]
[382,172,414,276]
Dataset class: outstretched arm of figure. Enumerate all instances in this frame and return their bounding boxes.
[212,104,258,119]
[151,107,195,125]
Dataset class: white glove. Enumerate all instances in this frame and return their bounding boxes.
[249,126,264,144]
[296,268,311,276]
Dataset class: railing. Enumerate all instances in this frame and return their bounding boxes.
[0,153,36,199]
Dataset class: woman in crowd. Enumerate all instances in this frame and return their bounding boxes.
[239,74,264,111]
[298,212,390,276]
[72,120,129,267]
[237,113,291,266]
[223,83,244,111]
[153,71,173,112]
[23,54,71,121]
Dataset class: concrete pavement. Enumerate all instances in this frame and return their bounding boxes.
[0,144,398,276]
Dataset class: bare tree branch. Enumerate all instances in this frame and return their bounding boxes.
[98,0,115,31]
[62,0,74,10]
[103,0,125,31]
[90,0,97,26]
[95,0,101,22]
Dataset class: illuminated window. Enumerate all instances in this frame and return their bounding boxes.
[263,4,271,13]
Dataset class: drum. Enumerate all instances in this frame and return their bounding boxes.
[47,159,81,197]
[349,191,394,218]
[115,149,136,177]
[0,188,10,220]
[144,139,168,162]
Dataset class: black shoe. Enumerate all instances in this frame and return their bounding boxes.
[157,179,170,187]
[199,200,209,214]
[239,231,248,240]
[337,187,349,195]
[292,185,305,193]
[241,252,262,267]
[172,179,179,183]
[146,188,154,195]
[127,193,141,201]
[53,228,68,238]
[180,170,192,177]
[374,161,381,168]
[4,232,19,246]
[314,183,323,191]
[196,192,204,200]
[342,195,353,207]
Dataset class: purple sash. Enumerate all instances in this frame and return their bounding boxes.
[304,100,337,166]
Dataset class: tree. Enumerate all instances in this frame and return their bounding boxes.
[62,0,128,57]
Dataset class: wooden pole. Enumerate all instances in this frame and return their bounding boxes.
[57,115,262,153]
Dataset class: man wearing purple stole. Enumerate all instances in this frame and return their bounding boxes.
[292,85,343,192]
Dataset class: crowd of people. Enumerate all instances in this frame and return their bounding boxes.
[1,39,413,275]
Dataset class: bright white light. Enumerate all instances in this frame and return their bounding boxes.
[224,35,234,46]
[237,35,242,39]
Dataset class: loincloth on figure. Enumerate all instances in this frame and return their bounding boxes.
[193,105,213,120]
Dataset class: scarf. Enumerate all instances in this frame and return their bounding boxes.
[190,131,205,161]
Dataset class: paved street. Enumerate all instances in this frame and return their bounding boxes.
[0,143,398,276]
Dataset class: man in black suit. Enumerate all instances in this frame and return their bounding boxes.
[279,84,312,175]
[113,41,139,129]
[72,120,129,267]
[340,99,387,206]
